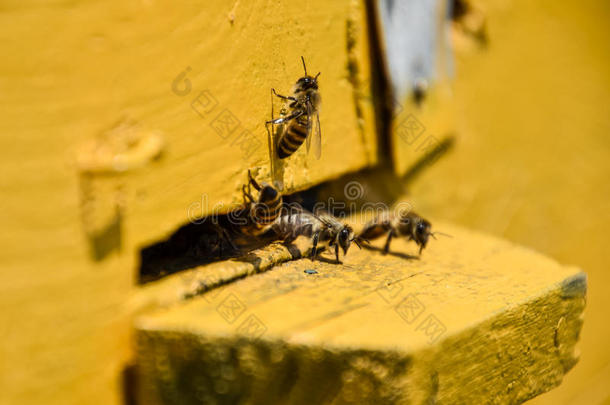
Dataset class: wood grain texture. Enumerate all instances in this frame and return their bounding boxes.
[132,237,314,313]
[135,221,586,404]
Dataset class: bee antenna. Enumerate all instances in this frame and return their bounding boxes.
[314,72,321,80]
[301,56,307,76]
[430,231,452,239]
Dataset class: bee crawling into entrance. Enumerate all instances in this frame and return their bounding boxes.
[238,170,283,236]
[266,56,322,159]
[271,206,363,263]
[358,210,448,255]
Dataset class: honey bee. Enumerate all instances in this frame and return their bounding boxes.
[239,170,283,236]
[358,210,442,255]
[272,206,361,262]
[266,56,321,159]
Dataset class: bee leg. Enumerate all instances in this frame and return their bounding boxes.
[266,110,304,125]
[247,169,262,191]
[311,231,320,261]
[334,244,340,263]
[242,185,255,205]
[383,230,395,255]
[266,88,276,135]
[265,121,277,159]
[282,235,296,246]
[271,88,297,102]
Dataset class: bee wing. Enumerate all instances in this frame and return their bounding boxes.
[312,206,329,217]
[305,103,313,152]
[311,111,322,160]
[304,103,322,160]
[312,209,338,229]
[282,201,315,222]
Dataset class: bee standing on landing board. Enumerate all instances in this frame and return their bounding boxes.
[358,210,443,255]
[266,57,322,159]
[272,207,361,263]
[239,170,283,236]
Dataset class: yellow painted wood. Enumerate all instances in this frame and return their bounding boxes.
[132,237,314,313]
[135,220,586,404]
[118,0,378,247]
[0,1,375,404]
[0,0,376,247]
[2,0,599,403]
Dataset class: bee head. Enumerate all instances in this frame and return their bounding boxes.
[258,185,279,204]
[337,225,354,255]
[296,76,319,90]
[413,219,432,253]
[297,56,320,91]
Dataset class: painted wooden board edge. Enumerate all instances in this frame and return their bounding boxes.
[131,238,313,313]
[131,217,587,404]
[133,270,585,405]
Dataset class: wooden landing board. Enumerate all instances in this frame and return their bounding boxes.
[132,237,315,312]
[135,221,586,404]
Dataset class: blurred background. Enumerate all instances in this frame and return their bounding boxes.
[411,0,610,403]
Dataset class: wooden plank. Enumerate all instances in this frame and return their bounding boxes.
[0,0,377,248]
[118,0,379,246]
[132,237,314,313]
[135,220,585,404]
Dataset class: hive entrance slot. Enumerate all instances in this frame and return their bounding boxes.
[137,190,313,284]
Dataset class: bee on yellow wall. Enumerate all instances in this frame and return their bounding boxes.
[267,57,322,159]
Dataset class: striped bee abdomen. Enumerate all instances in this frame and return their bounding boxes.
[278,114,309,158]
[239,171,284,236]
[251,185,282,226]
[358,221,390,241]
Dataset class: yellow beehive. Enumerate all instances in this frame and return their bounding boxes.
[1,0,603,404]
